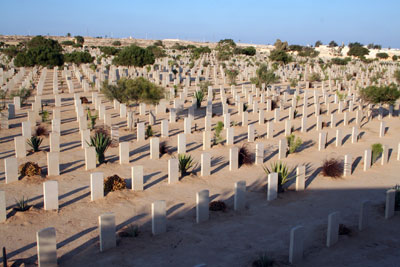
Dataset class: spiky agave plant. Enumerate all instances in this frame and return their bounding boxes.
[27,136,43,152]
[178,154,195,178]
[263,161,292,193]
[14,196,30,211]
[194,90,204,108]
[88,131,111,164]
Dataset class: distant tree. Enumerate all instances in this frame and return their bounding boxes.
[75,35,84,44]
[14,36,63,67]
[250,64,279,87]
[315,40,322,47]
[61,40,75,46]
[393,55,398,61]
[153,40,164,47]
[191,46,211,60]
[298,47,319,58]
[328,40,338,47]
[269,49,291,64]
[274,39,288,50]
[225,68,239,85]
[101,77,164,130]
[216,39,236,61]
[288,45,303,52]
[367,43,382,49]
[64,51,94,64]
[99,46,120,56]
[347,44,369,58]
[112,40,121,46]
[376,52,389,59]
[146,45,166,58]
[359,84,400,106]
[1,45,19,59]
[112,45,155,67]
[67,33,71,37]
[234,46,256,56]
[331,57,351,65]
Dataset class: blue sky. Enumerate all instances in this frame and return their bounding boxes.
[1,0,399,47]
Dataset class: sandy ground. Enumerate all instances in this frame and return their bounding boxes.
[0,68,400,267]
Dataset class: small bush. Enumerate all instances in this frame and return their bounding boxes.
[178,154,195,178]
[213,121,224,145]
[339,224,352,236]
[371,143,383,165]
[14,196,30,211]
[159,141,171,156]
[286,134,302,154]
[252,252,274,267]
[19,162,41,177]
[27,136,43,152]
[321,158,343,178]
[104,175,127,195]
[263,162,293,193]
[209,201,226,212]
[40,110,49,122]
[35,125,48,137]
[238,144,253,167]
[145,125,153,139]
[80,96,89,104]
[88,130,111,164]
[194,90,204,108]
[119,224,139,238]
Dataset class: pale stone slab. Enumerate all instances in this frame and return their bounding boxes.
[152,200,166,235]
[326,211,340,247]
[0,191,6,223]
[289,225,304,264]
[36,227,57,267]
[363,149,371,171]
[81,129,90,149]
[296,165,306,191]
[229,147,238,171]
[49,132,60,152]
[5,157,18,183]
[168,158,179,184]
[150,137,159,160]
[43,181,58,210]
[177,133,186,154]
[278,138,287,160]
[14,136,26,158]
[131,166,144,191]
[344,154,352,176]
[196,190,210,223]
[267,172,278,201]
[90,172,104,201]
[234,180,246,211]
[255,143,264,165]
[161,119,169,137]
[203,131,211,150]
[85,147,96,170]
[47,152,60,176]
[385,189,396,219]
[99,212,116,252]
[119,142,129,164]
[226,127,234,145]
[137,122,145,141]
[201,152,211,176]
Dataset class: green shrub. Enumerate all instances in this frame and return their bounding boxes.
[27,136,43,152]
[64,51,94,65]
[194,90,204,108]
[112,40,121,46]
[145,125,153,139]
[178,154,195,178]
[286,134,302,154]
[308,72,321,82]
[371,143,383,165]
[88,131,111,164]
[376,52,389,59]
[213,121,224,145]
[269,49,291,64]
[112,45,155,67]
[263,162,293,193]
[14,196,30,211]
[359,84,400,105]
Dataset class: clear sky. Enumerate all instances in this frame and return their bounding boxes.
[1,0,399,48]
